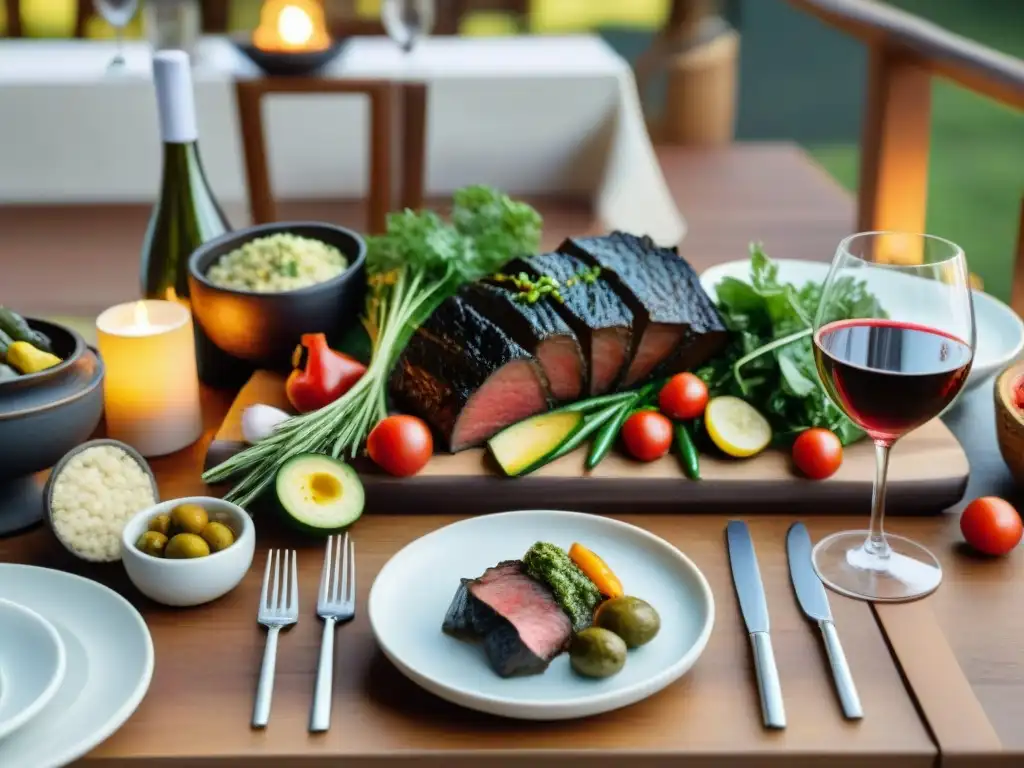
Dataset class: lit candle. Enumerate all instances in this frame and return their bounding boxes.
[96,300,203,457]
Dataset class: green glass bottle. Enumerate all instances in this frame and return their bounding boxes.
[141,48,229,303]
[142,50,249,387]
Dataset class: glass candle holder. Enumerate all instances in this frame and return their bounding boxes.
[96,300,203,457]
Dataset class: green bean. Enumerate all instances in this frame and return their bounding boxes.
[585,400,633,470]
[674,423,701,480]
[545,403,622,465]
[554,390,635,414]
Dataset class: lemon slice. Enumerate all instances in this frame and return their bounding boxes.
[705,396,772,458]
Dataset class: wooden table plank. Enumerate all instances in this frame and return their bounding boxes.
[0,392,935,767]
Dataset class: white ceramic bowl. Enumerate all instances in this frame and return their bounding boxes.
[120,496,255,607]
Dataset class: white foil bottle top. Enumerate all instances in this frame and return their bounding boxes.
[153,49,198,144]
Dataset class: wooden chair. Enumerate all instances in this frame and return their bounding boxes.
[235,79,427,235]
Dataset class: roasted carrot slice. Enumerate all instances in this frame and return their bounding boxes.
[569,542,624,599]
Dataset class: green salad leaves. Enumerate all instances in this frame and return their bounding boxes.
[695,244,887,446]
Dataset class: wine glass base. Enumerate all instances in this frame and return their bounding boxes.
[812,530,942,602]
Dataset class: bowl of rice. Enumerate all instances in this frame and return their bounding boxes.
[188,222,366,371]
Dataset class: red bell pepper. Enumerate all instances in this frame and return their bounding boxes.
[285,333,366,414]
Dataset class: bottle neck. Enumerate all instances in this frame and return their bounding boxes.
[159,140,205,195]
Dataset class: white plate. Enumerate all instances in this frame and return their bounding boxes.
[700,258,1024,391]
[0,565,153,768]
[0,599,66,742]
[368,509,715,720]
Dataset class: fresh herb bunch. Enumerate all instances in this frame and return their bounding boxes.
[695,244,887,446]
[202,185,543,507]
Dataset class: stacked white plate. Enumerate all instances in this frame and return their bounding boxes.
[0,565,153,768]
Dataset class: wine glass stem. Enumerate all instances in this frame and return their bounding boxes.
[864,441,892,557]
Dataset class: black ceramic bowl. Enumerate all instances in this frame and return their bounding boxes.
[187,221,367,371]
[0,318,105,536]
[232,36,347,77]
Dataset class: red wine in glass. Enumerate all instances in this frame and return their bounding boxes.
[814,319,973,444]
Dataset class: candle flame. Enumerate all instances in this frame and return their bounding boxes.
[133,301,151,330]
[253,0,331,53]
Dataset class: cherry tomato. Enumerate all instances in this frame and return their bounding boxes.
[791,428,843,480]
[621,410,673,462]
[960,497,1023,556]
[658,373,709,421]
[367,415,433,477]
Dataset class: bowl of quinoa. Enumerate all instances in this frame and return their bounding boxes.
[44,439,159,563]
[205,233,349,294]
[188,222,366,370]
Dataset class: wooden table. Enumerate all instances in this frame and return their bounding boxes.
[2,142,1022,766]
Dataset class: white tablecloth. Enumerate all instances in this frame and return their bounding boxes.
[0,35,685,245]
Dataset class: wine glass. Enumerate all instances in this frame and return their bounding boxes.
[93,0,139,69]
[811,232,976,602]
[381,0,435,53]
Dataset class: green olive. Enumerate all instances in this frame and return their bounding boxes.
[135,530,168,557]
[594,596,661,649]
[569,627,627,678]
[169,503,209,536]
[148,514,171,536]
[201,521,235,552]
[165,533,211,559]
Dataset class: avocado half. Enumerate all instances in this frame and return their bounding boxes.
[275,453,364,535]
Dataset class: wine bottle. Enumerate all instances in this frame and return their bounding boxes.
[141,49,230,302]
[142,50,250,387]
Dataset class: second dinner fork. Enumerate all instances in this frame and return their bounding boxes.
[310,533,356,733]
[252,549,298,729]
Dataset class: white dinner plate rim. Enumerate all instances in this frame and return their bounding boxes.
[0,564,155,768]
[699,257,1024,379]
[368,509,715,719]
[0,598,67,742]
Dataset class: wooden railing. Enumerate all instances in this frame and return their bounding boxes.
[784,0,1024,293]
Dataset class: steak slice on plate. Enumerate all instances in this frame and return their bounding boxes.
[506,251,634,395]
[390,295,551,453]
[560,231,728,385]
[441,560,572,678]
[461,281,585,403]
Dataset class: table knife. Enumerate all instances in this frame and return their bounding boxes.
[786,522,863,720]
[726,520,786,729]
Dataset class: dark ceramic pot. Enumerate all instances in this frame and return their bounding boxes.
[232,36,347,77]
[0,319,105,536]
[187,221,367,372]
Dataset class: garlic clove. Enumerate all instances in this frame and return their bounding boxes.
[241,404,291,444]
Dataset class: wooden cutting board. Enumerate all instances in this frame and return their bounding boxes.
[205,370,970,514]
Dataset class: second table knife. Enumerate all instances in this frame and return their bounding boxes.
[726,520,786,729]
[786,522,863,720]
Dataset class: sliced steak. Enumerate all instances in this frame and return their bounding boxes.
[461,281,584,403]
[441,560,572,677]
[506,251,634,395]
[390,296,551,452]
[560,231,728,385]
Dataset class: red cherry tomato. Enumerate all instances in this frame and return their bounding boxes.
[658,373,709,421]
[960,497,1023,556]
[367,415,433,477]
[792,428,843,480]
[621,411,673,462]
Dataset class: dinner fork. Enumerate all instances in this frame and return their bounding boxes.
[310,533,356,733]
[252,549,298,729]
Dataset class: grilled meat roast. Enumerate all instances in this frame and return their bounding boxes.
[560,231,728,386]
[389,295,551,452]
[390,231,727,454]
[442,560,573,677]
[506,250,635,395]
